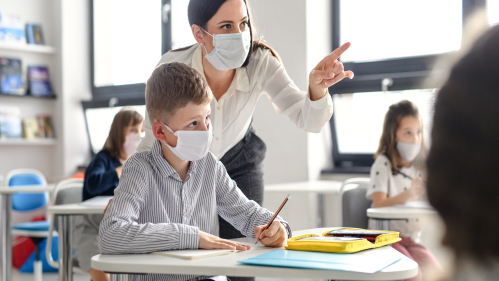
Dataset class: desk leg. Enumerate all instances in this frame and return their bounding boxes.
[58,215,73,281]
[1,194,12,281]
[110,273,132,281]
[317,193,325,228]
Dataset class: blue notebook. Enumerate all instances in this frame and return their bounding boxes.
[238,248,403,274]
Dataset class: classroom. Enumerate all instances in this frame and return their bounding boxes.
[1,1,498,281]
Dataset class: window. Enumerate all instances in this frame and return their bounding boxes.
[327,0,488,172]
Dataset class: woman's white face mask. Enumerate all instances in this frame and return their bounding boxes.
[201,27,251,71]
[155,119,213,161]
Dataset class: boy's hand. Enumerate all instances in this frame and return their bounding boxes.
[199,231,250,251]
[254,221,287,247]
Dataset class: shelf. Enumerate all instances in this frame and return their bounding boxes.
[0,42,56,54]
[0,93,56,99]
[0,138,56,146]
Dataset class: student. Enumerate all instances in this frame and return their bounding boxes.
[366,100,443,281]
[99,62,291,281]
[74,108,143,281]
[427,25,499,281]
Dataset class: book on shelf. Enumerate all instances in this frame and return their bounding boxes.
[25,23,45,45]
[22,118,40,139]
[36,115,54,138]
[0,11,26,44]
[0,106,22,139]
[0,57,25,95]
[28,65,53,97]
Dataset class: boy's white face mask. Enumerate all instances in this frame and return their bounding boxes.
[396,141,421,162]
[123,133,141,156]
[155,119,213,161]
[201,27,251,71]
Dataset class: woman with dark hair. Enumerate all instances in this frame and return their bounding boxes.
[427,25,499,281]
[138,0,353,244]
[74,108,143,281]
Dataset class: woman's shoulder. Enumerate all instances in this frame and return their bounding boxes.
[93,149,116,162]
[157,44,198,66]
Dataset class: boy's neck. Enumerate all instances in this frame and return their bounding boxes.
[161,142,190,181]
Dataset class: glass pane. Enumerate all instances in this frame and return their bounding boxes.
[93,0,162,87]
[332,90,436,154]
[339,0,462,62]
[171,0,197,49]
[488,0,499,26]
[85,105,146,154]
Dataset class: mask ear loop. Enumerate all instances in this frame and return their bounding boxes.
[199,27,213,56]
[154,119,175,134]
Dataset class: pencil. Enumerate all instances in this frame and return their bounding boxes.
[255,194,291,244]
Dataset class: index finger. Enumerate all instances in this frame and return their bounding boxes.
[317,42,351,68]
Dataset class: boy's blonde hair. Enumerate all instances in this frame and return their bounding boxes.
[145,62,211,124]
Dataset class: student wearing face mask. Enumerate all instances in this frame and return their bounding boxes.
[74,108,143,281]
[137,0,354,249]
[366,100,443,281]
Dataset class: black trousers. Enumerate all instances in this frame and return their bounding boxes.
[219,124,266,281]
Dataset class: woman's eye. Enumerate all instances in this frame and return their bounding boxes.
[221,24,231,30]
[240,21,249,29]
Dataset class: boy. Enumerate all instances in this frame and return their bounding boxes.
[99,62,291,281]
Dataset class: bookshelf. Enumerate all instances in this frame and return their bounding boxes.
[0,42,55,54]
[0,138,56,146]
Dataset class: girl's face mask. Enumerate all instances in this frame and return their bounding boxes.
[396,141,421,162]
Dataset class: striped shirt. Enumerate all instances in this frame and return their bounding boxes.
[99,140,292,281]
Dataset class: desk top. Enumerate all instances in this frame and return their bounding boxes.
[367,207,438,219]
[0,184,55,194]
[48,203,105,215]
[91,227,418,280]
[264,180,342,194]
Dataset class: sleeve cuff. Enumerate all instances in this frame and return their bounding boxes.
[307,90,332,110]
[277,221,292,240]
[178,224,200,249]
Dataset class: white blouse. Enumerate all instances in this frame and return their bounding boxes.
[137,44,333,159]
[366,154,424,241]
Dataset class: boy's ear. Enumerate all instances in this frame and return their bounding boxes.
[152,122,167,142]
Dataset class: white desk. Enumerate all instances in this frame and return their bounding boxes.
[367,207,438,230]
[265,181,342,227]
[0,184,55,281]
[48,203,107,281]
[91,227,418,280]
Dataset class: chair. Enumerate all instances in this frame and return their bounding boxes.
[340,178,372,228]
[7,169,51,281]
[45,178,84,274]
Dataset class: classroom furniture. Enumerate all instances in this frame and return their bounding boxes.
[367,206,438,230]
[90,227,419,280]
[45,178,84,277]
[340,178,372,228]
[265,181,342,227]
[0,172,54,281]
[47,200,108,281]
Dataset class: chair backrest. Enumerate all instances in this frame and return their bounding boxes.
[6,169,48,211]
[46,178,84,269]
[340,178,372,229]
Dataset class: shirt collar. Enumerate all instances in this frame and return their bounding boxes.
[151,139,198,181]
[192,44,250,93]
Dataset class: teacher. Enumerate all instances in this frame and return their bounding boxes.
[138,0,353,241]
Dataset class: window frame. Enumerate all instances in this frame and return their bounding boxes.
[89,0,172,101]
[326,0,486,173]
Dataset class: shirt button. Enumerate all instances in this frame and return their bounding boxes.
[184,212,187,217]
[217,106,220,110]
[216,137,219,141]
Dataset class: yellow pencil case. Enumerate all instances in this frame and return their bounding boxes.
[285,228,401,254]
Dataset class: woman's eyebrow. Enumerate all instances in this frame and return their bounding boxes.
[217,16,248,25]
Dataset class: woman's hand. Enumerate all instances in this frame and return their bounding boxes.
[199,231,251,251]
[254,221,287,247]
[309,42,354,101]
